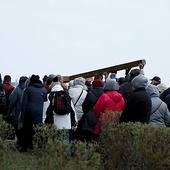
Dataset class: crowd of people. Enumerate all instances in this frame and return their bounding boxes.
[1,63,170,152]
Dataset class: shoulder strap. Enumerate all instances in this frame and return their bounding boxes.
[74,89,83,107]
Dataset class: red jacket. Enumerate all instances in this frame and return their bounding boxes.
[94,90,125,135]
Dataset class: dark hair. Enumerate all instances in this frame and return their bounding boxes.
[29,74,41,85]
[53,76,59,82]
[43,75,48,83]
[19,76,28,84]
[3,75,11,83]
[118,77,126,85]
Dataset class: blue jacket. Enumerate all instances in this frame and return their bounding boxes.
[21,83,47,124]
[8,83,25,124]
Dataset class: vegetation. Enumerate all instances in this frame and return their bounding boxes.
[0,112,170,170]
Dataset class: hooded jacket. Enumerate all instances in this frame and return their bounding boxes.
[119,87,151,124]
[81,87,104,133]
[69,84,87,121]
[21,82,47,124]
[94,90,125,135]
[45,82,77,129]
[146,84,170,126]
[8,83,26,124]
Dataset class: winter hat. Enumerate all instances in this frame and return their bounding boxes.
[29,74,41,85]
[19,76,28,84]
[157,83,167,94]
[131,74,148,89]
[92,79,103,88]
[104,79,119,91]
[74,77,86,87]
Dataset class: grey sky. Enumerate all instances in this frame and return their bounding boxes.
[0,0,170,86]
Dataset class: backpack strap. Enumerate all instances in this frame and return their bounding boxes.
[74,89,83,107]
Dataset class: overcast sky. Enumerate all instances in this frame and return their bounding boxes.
[1,0,170,86]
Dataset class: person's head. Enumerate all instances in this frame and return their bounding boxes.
[92,79,103,88]
[109,73,117,80]
[29,74,41,85]
[52,76,59,82]
[131,74,149,90]
[46,77,53,85]
[73,77,86,88]
[85,77,93,86]
[94,74,103,80]
[55,74,64,83]
[150,76,161,86]
[104,79,119,92]
[3,75,12,84]
[129,69,141,82]
[157,83,167,95]
[118,77,126,86]
[42,75,48,84]
[19,76,28,84]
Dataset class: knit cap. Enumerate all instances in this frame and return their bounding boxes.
[131,74,148,89]
[92,79,103,88]
[104,79,119,91]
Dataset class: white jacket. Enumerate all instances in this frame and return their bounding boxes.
[44,83,77,129]
[69,85,87,121]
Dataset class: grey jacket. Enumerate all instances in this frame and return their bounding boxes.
[146,84,170,127]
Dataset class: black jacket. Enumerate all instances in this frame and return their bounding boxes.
[119,88,152,124]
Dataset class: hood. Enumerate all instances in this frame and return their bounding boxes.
[50,81,60,89]
[131,74,149,89]
[18,83,26,90]
[104,79,119,91]
[106,91,123,103]
[146,84,159,98]
[51,84,63,92]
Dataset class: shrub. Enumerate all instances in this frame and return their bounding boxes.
[32,124,101,170]
[100,118,170,170]
[0,115,14,168]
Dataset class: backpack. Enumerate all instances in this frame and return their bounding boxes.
[51,90,71,115]
[0,84,7,109]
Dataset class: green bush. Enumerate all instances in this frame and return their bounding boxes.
[1,112,170,170]
[0,115,15,169]
[32,124,101,170]
[100,120,170,170]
